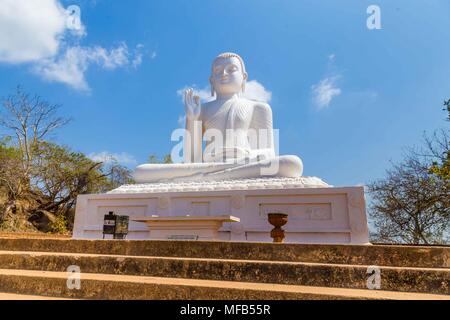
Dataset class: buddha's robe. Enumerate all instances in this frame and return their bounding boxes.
[133,98,302,183]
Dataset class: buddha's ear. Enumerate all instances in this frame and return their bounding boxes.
[209,77,215,97]
[242,72,248,93]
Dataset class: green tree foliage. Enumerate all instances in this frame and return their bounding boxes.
[0,137,23,199]
[0,88,134,233]
[148,154,173,164]
[30,141,108,209]
[27,141,133,233]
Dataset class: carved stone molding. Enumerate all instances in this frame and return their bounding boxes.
[231,195,246,210]
[108,177,330,194]
[157,196,170,210]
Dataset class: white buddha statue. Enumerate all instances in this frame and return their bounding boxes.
[133,52,303,183]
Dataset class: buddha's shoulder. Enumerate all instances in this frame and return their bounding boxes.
[235,97,272,111]
[245,99,272,114]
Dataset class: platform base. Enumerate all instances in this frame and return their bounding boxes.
[73,177,370,244]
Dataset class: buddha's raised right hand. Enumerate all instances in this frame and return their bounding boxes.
[184,88,201,120]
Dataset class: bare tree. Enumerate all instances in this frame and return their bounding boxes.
[444,99,450,121]
[369,154,449,244]
[0,86,71,192]
[369,103,449,244]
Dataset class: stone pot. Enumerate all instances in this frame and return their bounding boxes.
[268,213,288,243]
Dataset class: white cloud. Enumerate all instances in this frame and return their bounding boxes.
[177,115,186,126]
[311,77,342,109]
[88,151,137,166]
[96,44,130,69]
[244,80,272,103]
[0,0,67,63]
[131,44,150,69]
[132,53,143,69]
[33,44,135,91]
[0,0,144,91]
[176,80,272,104]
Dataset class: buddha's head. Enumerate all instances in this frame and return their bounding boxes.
[210,52,248,97]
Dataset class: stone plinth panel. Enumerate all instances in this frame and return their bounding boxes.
[73,177,370,244]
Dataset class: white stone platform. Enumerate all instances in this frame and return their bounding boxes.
[73,177,370,244]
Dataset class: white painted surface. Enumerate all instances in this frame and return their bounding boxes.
[73,179,370,244]
[131,215,240,240]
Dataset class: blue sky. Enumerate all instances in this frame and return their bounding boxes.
[0,0,449,187]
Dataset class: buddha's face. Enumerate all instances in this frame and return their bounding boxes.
[210,57,248,96]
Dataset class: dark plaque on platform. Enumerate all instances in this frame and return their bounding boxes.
[103,211,116,237]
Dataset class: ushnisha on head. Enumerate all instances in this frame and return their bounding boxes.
[209,52,248,98]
